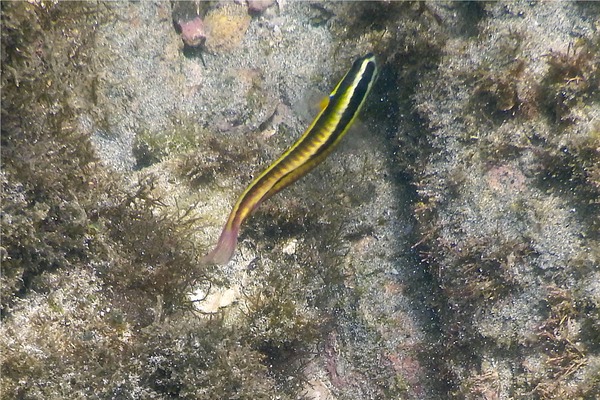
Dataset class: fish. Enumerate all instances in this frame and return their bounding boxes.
[203,53,378,264]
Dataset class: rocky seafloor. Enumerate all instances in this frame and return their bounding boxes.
[2,2,599,399]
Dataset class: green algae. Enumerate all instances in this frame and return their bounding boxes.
[0,2,303,398]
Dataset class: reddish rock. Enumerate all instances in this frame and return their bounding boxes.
[178,17,206,47]
[247,0,275,14]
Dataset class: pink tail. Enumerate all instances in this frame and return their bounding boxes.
[202,226,239,265]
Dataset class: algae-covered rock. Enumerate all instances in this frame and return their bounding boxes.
[203,3,251,54]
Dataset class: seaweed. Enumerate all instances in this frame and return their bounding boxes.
[0,3,300,398]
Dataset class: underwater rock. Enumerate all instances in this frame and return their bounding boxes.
[177,16,206,47]
[247,0,275,14]
[203,4,251,53]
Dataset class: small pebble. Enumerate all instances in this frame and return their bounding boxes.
[247,0,275,14]
[177,17,206,47]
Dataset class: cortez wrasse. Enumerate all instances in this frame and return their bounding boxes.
[203,53,378,264]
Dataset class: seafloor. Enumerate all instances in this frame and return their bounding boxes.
[1,1,599,399]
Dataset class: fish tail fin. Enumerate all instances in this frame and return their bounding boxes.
[201,225,239,265]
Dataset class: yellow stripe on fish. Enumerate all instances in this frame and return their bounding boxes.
[203,53,378,264]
